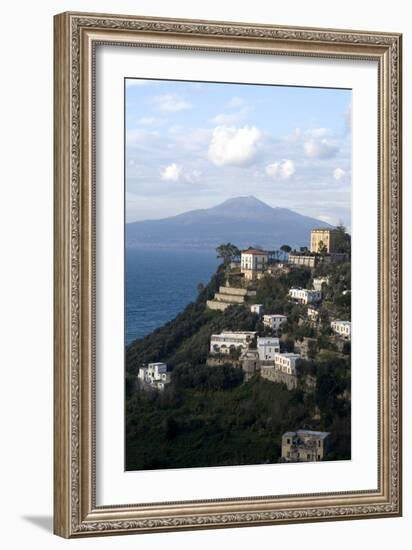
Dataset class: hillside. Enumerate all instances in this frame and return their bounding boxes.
[125,260,351,471]
[126,196,332,250]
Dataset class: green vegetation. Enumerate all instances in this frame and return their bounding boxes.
[216,242,240,265]
[126,368,349,470]
[125,242,351,471]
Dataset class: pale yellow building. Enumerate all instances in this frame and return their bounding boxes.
[281,430,330,462]
[310,228,338,254]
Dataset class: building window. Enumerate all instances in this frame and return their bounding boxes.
[287,439,290,444]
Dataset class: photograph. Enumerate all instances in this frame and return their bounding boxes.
[124,78,352,471]
[52,10,401,538]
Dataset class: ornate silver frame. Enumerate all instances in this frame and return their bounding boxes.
[53,11,402,538]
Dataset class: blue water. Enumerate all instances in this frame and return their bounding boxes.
[125,249,219,345]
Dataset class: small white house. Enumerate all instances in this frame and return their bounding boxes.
[313,277,329,292]
[289,288,322,305]
[331,320,351,339]
[307,307,319,321]
[250,304,264,317]
[273,352,301,375]
[257,337,280,361]
[138,362,171,391]
[210,331,256,355]
[263,314,287,332]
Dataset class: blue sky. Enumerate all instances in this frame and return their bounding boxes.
[125,78,352,228]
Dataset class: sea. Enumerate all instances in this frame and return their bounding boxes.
[125,248,219,345]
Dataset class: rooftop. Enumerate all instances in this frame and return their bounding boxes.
[212,331,257,338]
[283,430,330,439]
[257,337,280,344]
[264,313,287,318]
[296,429,330,439]
[241,248,268,256]
[290,287,319,292]
[276,352,301,359]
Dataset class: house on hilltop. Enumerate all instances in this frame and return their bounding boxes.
[310,228,339,254]
[250,303,264,316]
[281,430,331,462]
[331,320,351,340]
[312,277,329,292]
[210,331,256,355]
[257,337,280,361]
[240,248,268,281]
[273,352,301,375]
[289,288,322,305]
[138,362,171,392]
[288,252,318,268]
[263,314,287,333]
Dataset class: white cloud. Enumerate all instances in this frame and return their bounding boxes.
[333,167,346,181]
[287,128,302,142]
[159,164,202,183]
[153,94,192,112]
[160,163,182,181]
[306,127,330,138]
[208,125,261,166]
[266,159,295,180]
[304,138,338,159]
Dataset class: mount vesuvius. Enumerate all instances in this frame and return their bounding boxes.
[126,196,332,251]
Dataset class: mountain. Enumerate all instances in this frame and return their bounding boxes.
[126,196,332,250]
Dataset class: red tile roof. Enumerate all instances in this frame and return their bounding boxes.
[241,248,268,255]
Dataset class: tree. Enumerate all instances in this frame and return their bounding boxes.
[216,243,240,265]
[280,244,292,254]
[334,223,351,254]
[318,240,328,256]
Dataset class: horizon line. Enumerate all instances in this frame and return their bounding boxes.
[126,195,336,226]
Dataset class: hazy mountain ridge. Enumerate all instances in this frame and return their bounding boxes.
[126,196,332,250]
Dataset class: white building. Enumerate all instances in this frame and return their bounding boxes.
[331,320,351,339]
[250,303,264,316]
[273,352,301,375]
[210,331,256,355]
[289,287,322,304]
[138,362,171,391]
[263,314,287,332]
[307,307,319,321]
[312,277,329,292]
[257,337,280,361]
[240,249,268,280]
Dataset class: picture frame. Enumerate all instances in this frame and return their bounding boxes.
[53,11,402,538]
